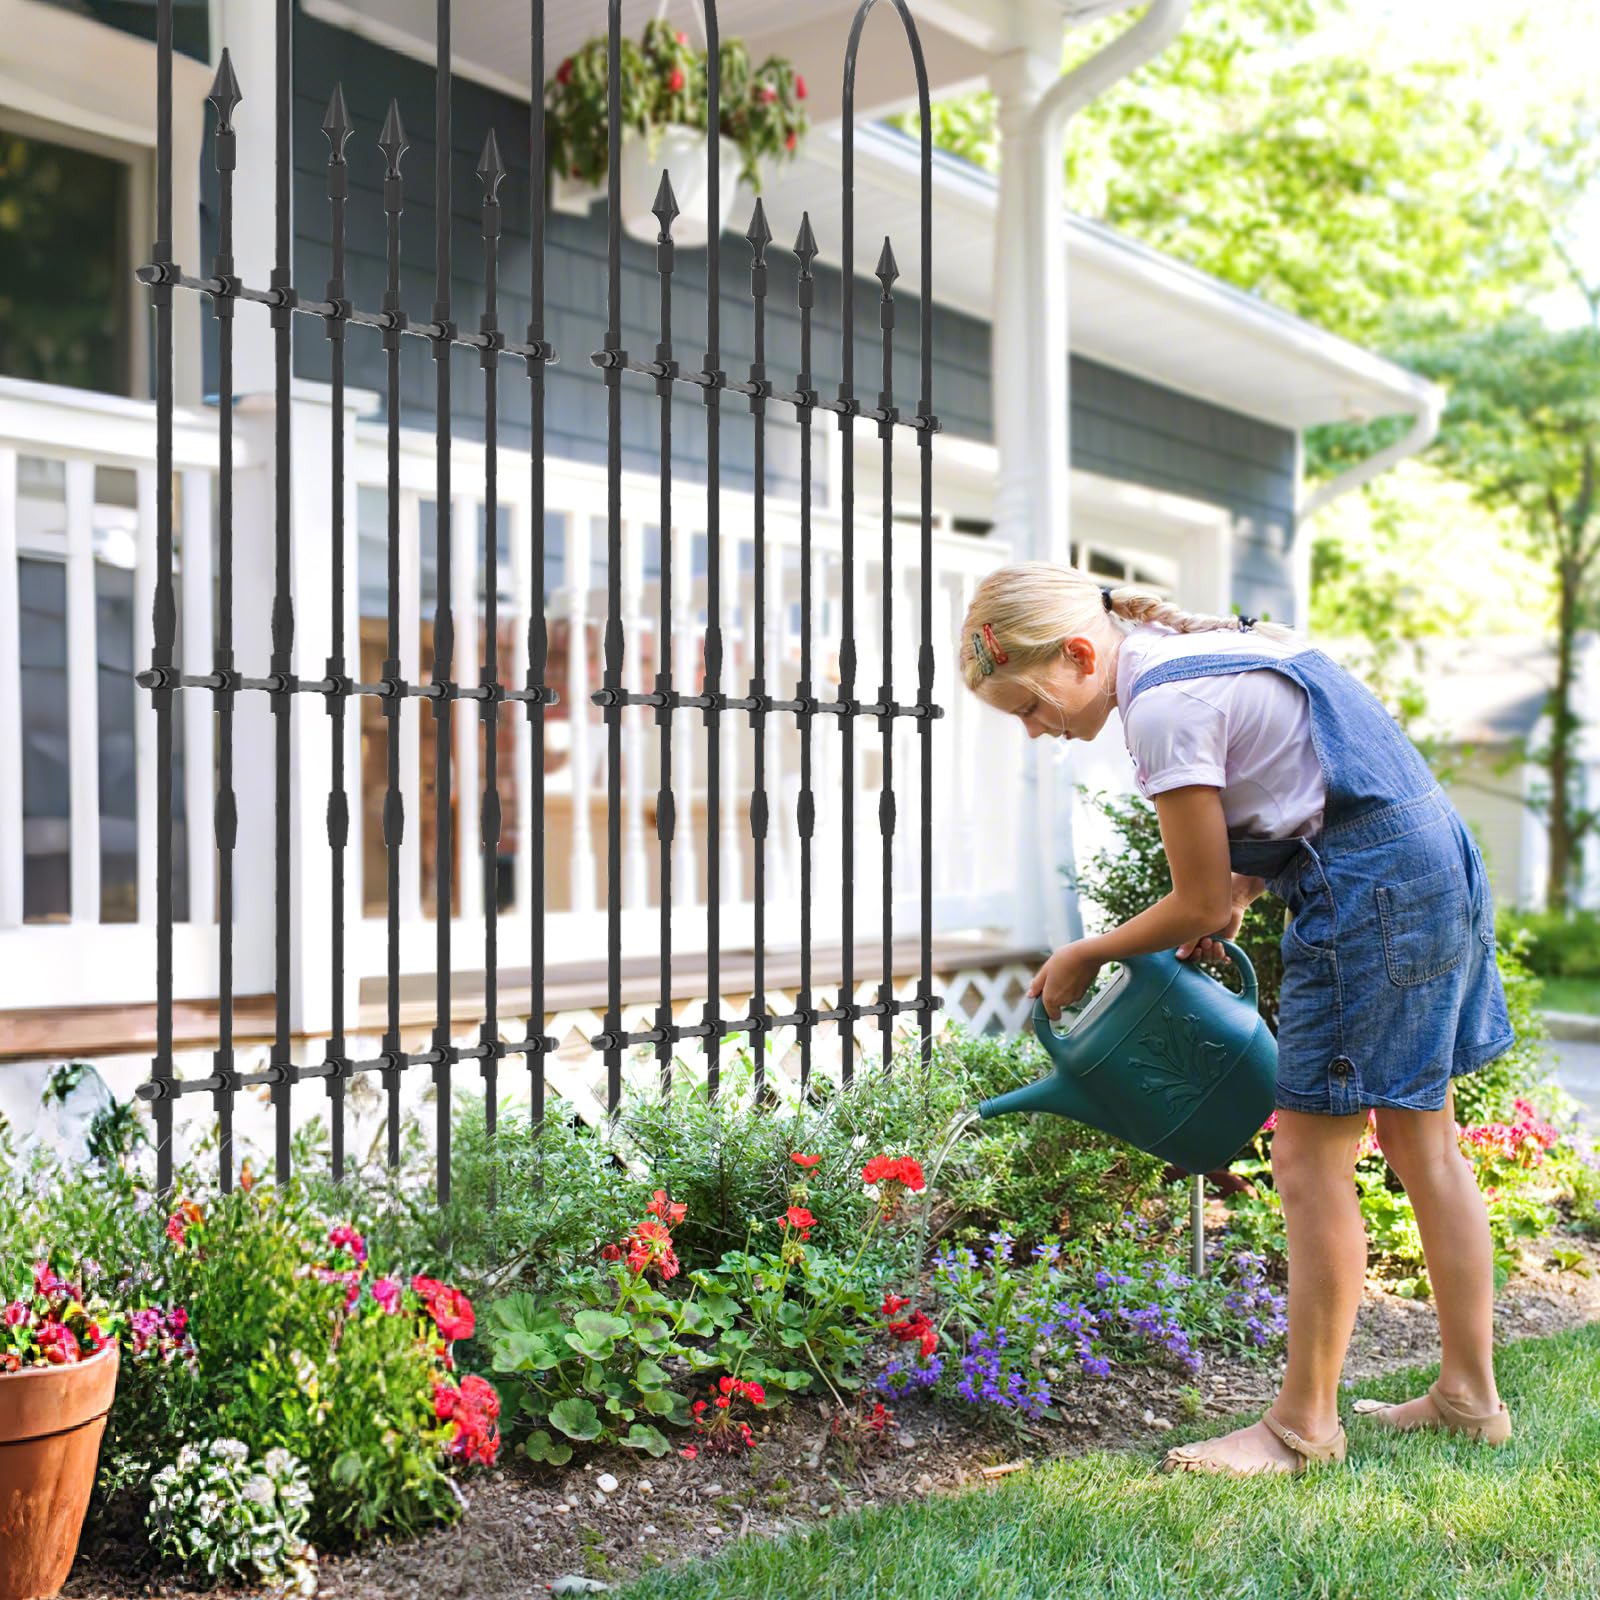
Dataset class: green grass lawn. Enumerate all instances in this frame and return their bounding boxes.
[620,1324,1600,1600]
[1541,976,1600,1016]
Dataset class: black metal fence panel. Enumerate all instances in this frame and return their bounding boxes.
[137,0,943,1201]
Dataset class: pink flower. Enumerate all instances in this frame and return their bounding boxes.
[2,1302,27,1328]
[680,1444,699,1459]
[328,1224,368,1264]
[371,1277,401,1314]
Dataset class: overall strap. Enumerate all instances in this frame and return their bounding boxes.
[1122,650,1317,711]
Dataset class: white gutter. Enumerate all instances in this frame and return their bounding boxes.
[1297,386,1446,523]
[1028,0,1192,137]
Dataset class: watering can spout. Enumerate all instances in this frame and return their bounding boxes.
[977,1069,1088,1124]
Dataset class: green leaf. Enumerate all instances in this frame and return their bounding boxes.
[522,1429,574,1466]
[677,1301,715,1337]
[634,1358,670,1390]
[639,1386,677,1416]
[549,1397,603,1441]
[493,1331,561,1372]
[566,1329,618,1361]
[574,1310,631,1343]
[620,1423,671,1457]
[701,1292,741,1325]
[331,1450,364,1488]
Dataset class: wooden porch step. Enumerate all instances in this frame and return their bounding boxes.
[1,935,1045,1063]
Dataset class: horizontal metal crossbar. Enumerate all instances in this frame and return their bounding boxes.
[135,263,559,365]
[590,687,942,720]
[593,350,939,433]
[589,995,942,1052]
[132,669,561,706]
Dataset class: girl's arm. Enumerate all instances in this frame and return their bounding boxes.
[1028,785,1263,1018]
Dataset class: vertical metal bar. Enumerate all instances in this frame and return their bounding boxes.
[524,0,552,1127]
[652,174,679,1098]
[600,0,625,1121]
[701,4,724,1102]
[875,237,898,1071]
[431,0,456,1203]
[207,51,242,1193]
[149,0,176,1192]
[794,213,818,1095]
[1190,1173,1206,1278]
[269,0,296,1185]
[837,67,858,1090]
[379,100,409,1168]
[323,86,354,1181]
[745,199,772,1098]
[477,129,506,1172]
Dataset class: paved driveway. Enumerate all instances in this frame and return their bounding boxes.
[1543,1035,1600,1118]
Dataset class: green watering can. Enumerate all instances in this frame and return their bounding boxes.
[977,941,1276,1174]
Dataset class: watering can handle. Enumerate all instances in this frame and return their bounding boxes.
[1219,939,1259,1014]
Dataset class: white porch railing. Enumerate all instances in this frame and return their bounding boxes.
[0,377,1019,1031]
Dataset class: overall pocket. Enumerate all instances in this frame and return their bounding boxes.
[1375,861,1469,985]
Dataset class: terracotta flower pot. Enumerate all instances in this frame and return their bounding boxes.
[0,1341,119,1600]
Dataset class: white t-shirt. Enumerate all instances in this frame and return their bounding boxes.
[1113,622,1326,840]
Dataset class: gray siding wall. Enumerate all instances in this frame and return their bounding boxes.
[200,5,1297,613]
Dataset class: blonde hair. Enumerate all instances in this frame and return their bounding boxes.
[957,561,1297,707]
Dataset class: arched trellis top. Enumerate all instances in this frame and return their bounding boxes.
[841,0,934,416]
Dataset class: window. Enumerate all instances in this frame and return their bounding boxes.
[0,129,131,395]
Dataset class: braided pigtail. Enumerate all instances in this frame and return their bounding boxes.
[1102,583,1296,643]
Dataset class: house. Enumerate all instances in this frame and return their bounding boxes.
[0,0,1441,1151]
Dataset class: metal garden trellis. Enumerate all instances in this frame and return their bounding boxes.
[135,0,944,1203]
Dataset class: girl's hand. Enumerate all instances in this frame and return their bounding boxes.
[1027,941,1104,1022]
[1176,873,1266,964]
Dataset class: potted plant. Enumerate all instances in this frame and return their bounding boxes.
[546,19,809,245]
[0,1261,121,1600]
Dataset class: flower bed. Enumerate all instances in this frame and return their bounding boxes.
[7,1016,1598,1592]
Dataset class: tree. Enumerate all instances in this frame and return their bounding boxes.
[1403,313,1600,911]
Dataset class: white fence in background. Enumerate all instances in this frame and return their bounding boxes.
[0,376,1019,1033]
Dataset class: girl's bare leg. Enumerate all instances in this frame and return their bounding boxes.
[1370,1087,1500,1420]
[1169,1108,1367,1472]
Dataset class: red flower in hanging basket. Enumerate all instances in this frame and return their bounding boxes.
[668,66,686,92]
[796,74,807,99]
[556,57,574,85]
[786,130,798,152]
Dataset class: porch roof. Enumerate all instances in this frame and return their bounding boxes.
[757,124,1439,433]
[300,0,1433,434]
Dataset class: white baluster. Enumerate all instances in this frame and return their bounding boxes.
[0,450,20,927]
[455,492,481,929]
[568,514,596,915]
[622,517,648,908]
[64,460,99,923]
[509,499,533,923]
[399,492,423,924]
[719,521,743,909]
[672,530,698,915]
[181,467,215,926]
[764,529,789,915]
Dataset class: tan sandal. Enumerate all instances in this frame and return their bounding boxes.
[1353,1379,1511,1445]
[1160,1409,1347,1477]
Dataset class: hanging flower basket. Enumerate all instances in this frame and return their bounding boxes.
[546,19,808,246]
[0,1341,120,1600]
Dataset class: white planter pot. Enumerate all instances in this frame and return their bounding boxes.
[619,125,742,246]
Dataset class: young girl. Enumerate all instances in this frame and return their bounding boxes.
[961,561,1516,1476]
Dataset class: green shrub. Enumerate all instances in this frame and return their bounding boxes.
[1496,908,1600,978]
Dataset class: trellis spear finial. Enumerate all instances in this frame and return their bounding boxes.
[322,84,353,160]
[745,196,772,260]
[876,235,899,293]
[378,99,408,178]
[793,210,818,271]
[651,169,679,235]
[477,127,505,202]
[207,48,242,131]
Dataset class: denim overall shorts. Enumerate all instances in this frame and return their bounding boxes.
[1123,647,1516,1116]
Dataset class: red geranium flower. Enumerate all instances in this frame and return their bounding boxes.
[881,1293,910,1317]
[668,66,686,92]
[790,1152,822,1170]
[428,1284,476,1342]
[646,1189,688,1226]
[600,1242,623,1262]
[782,1205,816,1238]
[681,1444,699,1459]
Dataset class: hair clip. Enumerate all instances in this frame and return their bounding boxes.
[981,621,1008,666]
[1101,587,1114,613]
[1237,614,1257,633]
[972,629,995,676]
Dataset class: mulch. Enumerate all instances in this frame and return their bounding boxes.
[64,1226,1600,1599]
